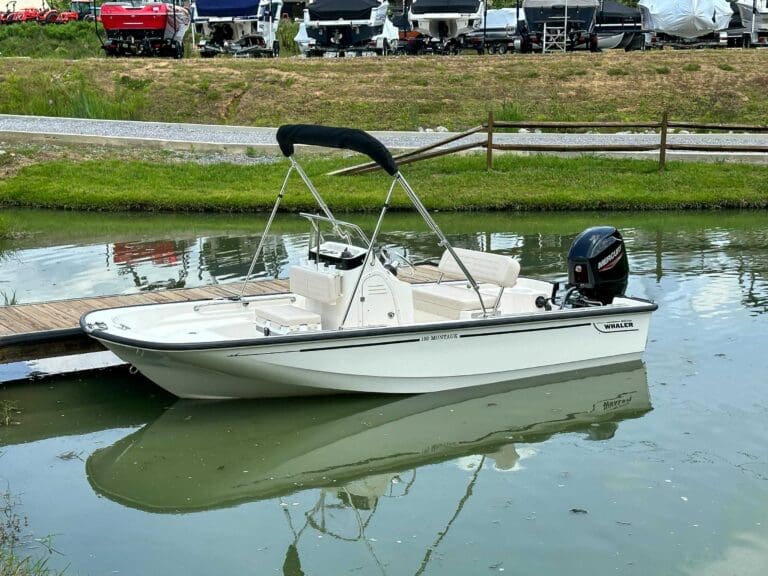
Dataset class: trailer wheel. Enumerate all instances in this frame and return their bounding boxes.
[173,42,184,59]
[497,43,507,55]
[743,33,752,48]
[272,40,279,57]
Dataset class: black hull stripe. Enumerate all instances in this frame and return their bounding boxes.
[459,322,591,339]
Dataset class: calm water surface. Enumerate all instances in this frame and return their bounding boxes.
[0,209,766,575]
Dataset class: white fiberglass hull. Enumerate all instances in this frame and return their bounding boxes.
[84,297,654,399]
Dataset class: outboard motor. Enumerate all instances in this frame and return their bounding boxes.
[566,226,629,305]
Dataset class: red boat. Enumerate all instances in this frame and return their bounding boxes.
[101,1,190,58]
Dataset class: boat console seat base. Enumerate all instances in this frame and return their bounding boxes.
[253,265,342,334]
[254,304,322,335]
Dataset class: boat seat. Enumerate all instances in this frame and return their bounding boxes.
[413,248,520,319]
[253,265,341,334]
[254,304,322,335]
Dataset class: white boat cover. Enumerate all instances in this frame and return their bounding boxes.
[638,0,732,37]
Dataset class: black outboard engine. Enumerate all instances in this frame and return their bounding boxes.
[566,226,629,305]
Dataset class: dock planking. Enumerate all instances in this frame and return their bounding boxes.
[0,265,444,364]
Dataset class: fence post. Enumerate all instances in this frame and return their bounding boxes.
[659,110,668,171]
[486,110,494,171]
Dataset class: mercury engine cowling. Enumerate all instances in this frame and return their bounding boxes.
[567,226,628,305]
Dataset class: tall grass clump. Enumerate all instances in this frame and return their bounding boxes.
[0,69,148,120]
[496,100,525,122]
[277,18,300,56]
[0,21,102,59]
[0,487,64,576]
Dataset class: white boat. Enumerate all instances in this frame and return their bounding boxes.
[193,0,282,57]
[86,362,651,512]
[408,0,485,51]
[294,0,399,56]
[81,125,657,400]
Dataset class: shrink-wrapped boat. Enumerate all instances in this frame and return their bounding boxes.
[638,0,732,45]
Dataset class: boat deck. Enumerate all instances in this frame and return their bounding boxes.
[0,266,444,363]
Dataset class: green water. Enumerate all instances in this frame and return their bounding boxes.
[0,209,766,574]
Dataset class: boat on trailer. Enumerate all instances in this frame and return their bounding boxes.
[100,0,191,58]
[408,0,486,52]
[520,0,601,51]
[193,0,282,58]
[81,125,657,400]
[294,0,399,56]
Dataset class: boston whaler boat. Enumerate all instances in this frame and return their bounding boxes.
[81,125,657,399]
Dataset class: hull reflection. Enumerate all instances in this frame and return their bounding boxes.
[86,362,651,513]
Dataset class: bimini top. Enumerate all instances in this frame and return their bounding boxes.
[196,0,259,18]
[308,0,381,20]
[276,124,398,176]
[410,0,482,15]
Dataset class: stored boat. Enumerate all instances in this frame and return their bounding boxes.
[638,0,732,47]
[593,0,643,50]
[408,0,485,52]
[294,0,398,56]
[86,363,651,512]
[101,0,191,58]
[521,0,601,51]
[735,0,768,45]
[193,0,282,58]
[81,125,657,400]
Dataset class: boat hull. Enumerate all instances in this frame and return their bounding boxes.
[88,304,653,399]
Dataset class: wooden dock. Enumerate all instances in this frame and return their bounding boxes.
[0,266,443,364]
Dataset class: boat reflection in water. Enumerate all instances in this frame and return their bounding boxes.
[86,362,651,514]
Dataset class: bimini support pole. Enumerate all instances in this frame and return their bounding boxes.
[396,173,488,317]
[340,178,399,328]
[290,157,349,242]
[238,164,294,299]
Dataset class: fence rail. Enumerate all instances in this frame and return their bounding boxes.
[331,113,768,176]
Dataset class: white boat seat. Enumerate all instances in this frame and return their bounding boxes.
[255,304,321,326]
[289,265,342,305]
[413,249,520,319]
[254,303,322,335]
[413,283,497,312]
[437,248,520,287]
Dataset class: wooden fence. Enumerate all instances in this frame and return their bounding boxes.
[330,112,768,176]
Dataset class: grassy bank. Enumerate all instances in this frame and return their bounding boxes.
[1,154,766,212]
[0,51,766,128]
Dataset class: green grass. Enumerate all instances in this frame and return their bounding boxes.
[0,21,102,59]
[1,154,766,212]
[682,63,701,72]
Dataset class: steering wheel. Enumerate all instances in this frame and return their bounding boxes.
[379,246,417,277]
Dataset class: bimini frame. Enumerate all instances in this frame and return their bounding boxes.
[239,124,489,323]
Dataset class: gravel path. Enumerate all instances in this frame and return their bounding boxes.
[2,114,767,162]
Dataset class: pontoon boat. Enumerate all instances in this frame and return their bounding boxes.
[81,125,657,399]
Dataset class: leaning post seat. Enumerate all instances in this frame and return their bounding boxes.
[254,265,343,335]
[412,248,521,319]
